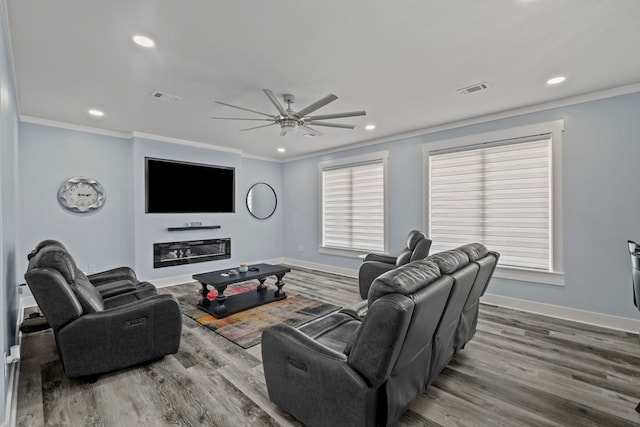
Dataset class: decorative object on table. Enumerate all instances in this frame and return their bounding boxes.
[239,263,249,273]
[246,182,277,220]
[57,176,106,213]
[212,89,366,137]
[177,281,340,348]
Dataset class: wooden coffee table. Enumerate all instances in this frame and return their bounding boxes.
[193,263,291,319]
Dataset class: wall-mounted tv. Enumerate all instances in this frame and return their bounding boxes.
[145,157,235,213]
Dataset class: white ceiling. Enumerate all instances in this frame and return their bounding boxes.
[6,0,640,160]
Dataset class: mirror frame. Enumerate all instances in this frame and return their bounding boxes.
[246,182,277,220]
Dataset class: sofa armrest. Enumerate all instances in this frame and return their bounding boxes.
[341,300,369,319]
[358,261,397,299]
[363,253,396,264]
[56,294,181,377]
[88,267,138,286]
[262,323,376,427]
[95,279,137,299]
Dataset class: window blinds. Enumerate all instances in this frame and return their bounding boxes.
[429,138,551,271]
[322,161,385,252]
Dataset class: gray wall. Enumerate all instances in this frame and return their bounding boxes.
[17,127,284,285]
[0,6,20,422]
[18,123,135,277]
[282,91,640,319]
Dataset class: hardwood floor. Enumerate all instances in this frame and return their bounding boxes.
[16,266,640,426]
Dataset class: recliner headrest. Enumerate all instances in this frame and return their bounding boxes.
[406,230,426,250]
[369,259,441,303]
[427,249,469,274]
[27,239,67,260]
[456,243,489,261]
[30,246,77,284]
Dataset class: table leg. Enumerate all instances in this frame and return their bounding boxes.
[214,284,228,315]
[198,282,210,307]
[274,273,286,297]
[257,277,267,292]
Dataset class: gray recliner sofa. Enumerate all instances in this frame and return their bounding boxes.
[25,245,182,377]
[262,243,498,427]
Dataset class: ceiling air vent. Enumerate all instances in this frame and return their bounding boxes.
[149,90,182,103]
[457,82,489,95]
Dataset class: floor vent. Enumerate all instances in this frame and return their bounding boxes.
[149,90,183,102]
[457,82,489,95]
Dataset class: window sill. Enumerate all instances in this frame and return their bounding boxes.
[318,246,387,259]
[493,266,565,286]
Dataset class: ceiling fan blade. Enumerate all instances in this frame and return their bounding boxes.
[263,89,288,116]
[211,117,274,121]
[240,123,277,131]
[215,101,276,118]
[305,110,366,121]
[305,121,356,129]
[296,94,338,117]
[300,125,324,136]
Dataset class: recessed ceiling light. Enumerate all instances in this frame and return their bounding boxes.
[277,147,286,153]
[365,124,376,130]
[546,76,566,86]
[88,109,104,117]
[133,35,155,48]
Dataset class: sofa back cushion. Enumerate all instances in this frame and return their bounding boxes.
[368,259,441,305]
[426,250,479,384]
[350,259,454,422]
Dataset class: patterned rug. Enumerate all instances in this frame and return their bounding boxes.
[177,282,341,348]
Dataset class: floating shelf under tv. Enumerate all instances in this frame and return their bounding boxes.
[167,225,221,231]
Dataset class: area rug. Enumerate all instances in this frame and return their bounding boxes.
[177,282,341,348]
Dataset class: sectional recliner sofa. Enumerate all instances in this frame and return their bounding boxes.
[262,243,499,427]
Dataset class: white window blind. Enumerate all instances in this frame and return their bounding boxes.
[322,160,385,252]
[429,137,551,271]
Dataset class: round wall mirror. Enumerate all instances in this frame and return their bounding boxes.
[246,182,277,220]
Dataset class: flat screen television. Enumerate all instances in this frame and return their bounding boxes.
[145,157,235,213]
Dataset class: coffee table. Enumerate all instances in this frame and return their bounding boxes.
[193,263,291,319]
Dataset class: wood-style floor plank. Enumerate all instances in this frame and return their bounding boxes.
[16,266,640,426]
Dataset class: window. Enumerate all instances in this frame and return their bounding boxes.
[319,152,388,255]
[424,120,564,285]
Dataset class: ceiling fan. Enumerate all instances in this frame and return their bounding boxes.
[212,89,366,136]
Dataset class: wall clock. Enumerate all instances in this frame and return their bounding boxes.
[57,177,106,213]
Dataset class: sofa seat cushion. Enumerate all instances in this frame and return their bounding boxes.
[298,312,361,354]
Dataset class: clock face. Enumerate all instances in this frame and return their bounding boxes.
[58,177,106,213]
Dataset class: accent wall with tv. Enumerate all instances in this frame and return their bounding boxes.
[145,157,235,213]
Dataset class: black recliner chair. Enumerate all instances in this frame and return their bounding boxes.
[627,240,640,413]
[358,230,432,299]
[25,245,182,377]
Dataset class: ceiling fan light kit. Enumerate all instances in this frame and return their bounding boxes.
[212,89,366,137]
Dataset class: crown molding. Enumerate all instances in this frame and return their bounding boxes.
[282,82,640,162]
[131,131,242,155]
[20,115,132,139]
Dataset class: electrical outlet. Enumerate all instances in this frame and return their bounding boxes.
[88,264,96,273]
[298,245,304,252]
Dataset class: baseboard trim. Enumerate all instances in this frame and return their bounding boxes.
[282,257,358,278]
[3,298,26,427]
[481,293,640,333]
